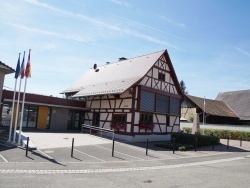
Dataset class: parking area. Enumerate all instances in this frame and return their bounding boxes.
[0,132,249,164]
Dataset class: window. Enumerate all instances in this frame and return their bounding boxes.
[158,72,165,81]
[111,114,126,131]
[139,113,153,123]
[112,114,126,124]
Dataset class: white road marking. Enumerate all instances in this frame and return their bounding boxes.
[0,154,8,162]
[0,157,245,174]
[94,145,145,160]
[72,148,106,162]
[37,149,62,164]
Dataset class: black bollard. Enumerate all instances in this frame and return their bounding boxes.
[227,136,229,149]
[71,138,74,157]
[195,137,197,152]
[173,138,175,154]
[112,138,115,157]
[212,134,214,151]
[26,137,29,157]
[146,139,149,156]
[240,136,242,147]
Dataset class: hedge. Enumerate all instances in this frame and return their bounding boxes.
[155,132,219,151]
[171,132,220,147]
[182,127,250,141]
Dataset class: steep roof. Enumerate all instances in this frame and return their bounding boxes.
[185,95,238,118]
[0,61,15,74]
[216,90,250,120]
[63,50,182,97]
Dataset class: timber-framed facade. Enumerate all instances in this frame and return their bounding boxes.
[63,50,183,142]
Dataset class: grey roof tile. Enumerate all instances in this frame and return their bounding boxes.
[186,95,238,118]
[63,50,165,97]
[216,90,250,120]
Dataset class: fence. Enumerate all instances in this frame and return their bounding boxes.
[81,124,115,140]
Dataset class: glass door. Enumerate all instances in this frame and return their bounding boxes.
[21,106,38,128]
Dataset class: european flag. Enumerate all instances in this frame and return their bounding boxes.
[14,53,21,79]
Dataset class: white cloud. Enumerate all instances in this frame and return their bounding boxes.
[162,16,186,28]
[109,0,130,8]
[3,22,88,42]
[23,0,180,49]
[234,46,250,57]
[103,12,185,40]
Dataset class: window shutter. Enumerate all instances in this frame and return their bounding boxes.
[156,94,169,114]
[169,97,180,115]
[140,90,155,112]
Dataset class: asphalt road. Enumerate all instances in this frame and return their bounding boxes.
[1,133,250,187]
[0,153,249,188]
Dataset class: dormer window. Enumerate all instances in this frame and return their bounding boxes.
[158,72,165,81]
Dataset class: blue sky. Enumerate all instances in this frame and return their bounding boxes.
[1,0,250,99]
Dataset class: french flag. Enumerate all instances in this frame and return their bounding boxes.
[20,51,26,79]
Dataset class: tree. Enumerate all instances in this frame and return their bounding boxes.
[179,80,188,95]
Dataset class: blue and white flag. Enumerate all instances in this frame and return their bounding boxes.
[14,53,21,79]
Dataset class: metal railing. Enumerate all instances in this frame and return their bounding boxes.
[81,124,115,140]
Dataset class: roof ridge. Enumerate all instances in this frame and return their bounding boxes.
[91,49,166,69]
[219,89,250,95]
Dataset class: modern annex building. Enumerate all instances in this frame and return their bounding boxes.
[1,90,86,131]
[63,50,183,142]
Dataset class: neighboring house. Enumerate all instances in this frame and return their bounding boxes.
[0,61,15,105]
[216,90,250,125]
[1,90,86,131]
[63,50,183,142]
[181,95,239,124]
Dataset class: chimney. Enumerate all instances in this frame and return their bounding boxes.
[118,57,127,61]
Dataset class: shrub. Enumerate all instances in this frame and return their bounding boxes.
[155,142,193,151]
[171,132,220,147]
[182,127,250,141]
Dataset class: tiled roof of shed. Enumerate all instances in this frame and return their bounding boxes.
[63,50,166,97]
[216,90,250,120]
[0,61,15,74]
[186,95,238,118]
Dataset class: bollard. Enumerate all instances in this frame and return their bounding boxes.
[195,137,197,152]
[227,136,229,149]
[173,138,175,154]
[212,133,214,151]
[112,138,115,157]
[240,136,242,147]
[146,139,149,156]
[71,138,74,158]
[26,137,29,157]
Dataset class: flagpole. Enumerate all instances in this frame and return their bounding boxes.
[203,96,205,135]
[17,77,27,145]
[12,51,25,144]
[17,49,31,145]
[12,77,22,144]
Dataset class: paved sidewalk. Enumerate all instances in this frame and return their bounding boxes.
[24,132,111,149]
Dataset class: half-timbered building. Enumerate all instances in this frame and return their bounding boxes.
[63,50,183,142]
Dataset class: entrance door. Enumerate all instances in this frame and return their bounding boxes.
[68,110,84,130]
[92,112,100,127]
